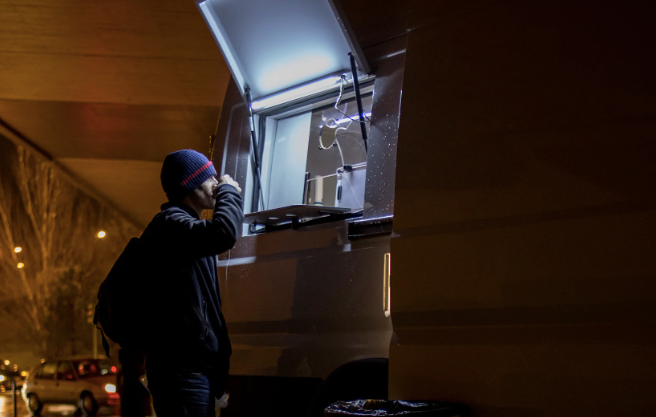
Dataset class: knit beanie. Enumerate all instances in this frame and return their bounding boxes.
[161,149,217,201]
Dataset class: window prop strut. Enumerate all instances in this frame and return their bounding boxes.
[245,87,267,211]
[349,53,368,153]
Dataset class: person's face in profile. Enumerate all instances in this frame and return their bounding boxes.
[190,175,219,210]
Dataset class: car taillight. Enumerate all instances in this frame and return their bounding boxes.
[107,392,120,405]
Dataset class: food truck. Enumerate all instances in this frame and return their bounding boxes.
[198,0,656,416]
[197,0,403,415]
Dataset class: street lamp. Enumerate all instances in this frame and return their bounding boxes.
[14,247,21,253]
[97,231,106,238]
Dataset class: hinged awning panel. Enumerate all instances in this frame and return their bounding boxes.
[198,0,368,102]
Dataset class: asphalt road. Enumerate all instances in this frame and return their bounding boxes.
[0,393,118,417]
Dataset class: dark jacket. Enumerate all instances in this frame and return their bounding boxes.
[141,184,243,374]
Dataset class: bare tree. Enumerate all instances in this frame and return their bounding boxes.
[0,145,137,357]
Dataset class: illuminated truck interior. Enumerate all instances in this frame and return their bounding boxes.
[244,80,374,232]
[198,0,375,233]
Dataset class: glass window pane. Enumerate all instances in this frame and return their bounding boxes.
[305,95,372,208]
[38,362,56,380]
[259,93,372,212]
[73,359,116,379]
[56,362,75,380]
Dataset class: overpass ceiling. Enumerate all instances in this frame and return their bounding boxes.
[0,0,408,228]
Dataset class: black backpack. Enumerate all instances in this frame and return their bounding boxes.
[94,237,153,357]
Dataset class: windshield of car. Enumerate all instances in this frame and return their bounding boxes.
[72,360,116,379]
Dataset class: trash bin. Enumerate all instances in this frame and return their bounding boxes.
[325,399,465,417]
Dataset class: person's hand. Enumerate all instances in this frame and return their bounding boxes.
[218,174,242,194]
[215,392,229,410]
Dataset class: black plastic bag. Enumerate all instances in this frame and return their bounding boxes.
[325,400,465,417]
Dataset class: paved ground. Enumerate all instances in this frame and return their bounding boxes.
[0,393,118,417]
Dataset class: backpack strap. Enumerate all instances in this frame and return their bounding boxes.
[93,299,111,357]
[97,326,111,358]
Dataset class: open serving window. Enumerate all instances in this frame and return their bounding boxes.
[198,0,373,231]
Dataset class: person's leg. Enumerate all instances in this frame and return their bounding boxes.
[148,371,214,417]
[178,373,214,417]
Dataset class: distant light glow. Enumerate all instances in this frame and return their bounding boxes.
[20,371,27,377]
[17,263,24,269]
[14,247,21,253]
[0,375,4,382]
[251,76,341,111]
[104,383,116,393]
[40,359,45,363]
[97,231,106,238]
[260,53,336,92]
[4,360,9,366]
[110,366,117,373]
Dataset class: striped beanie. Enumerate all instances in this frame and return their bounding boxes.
[161,149,217,201]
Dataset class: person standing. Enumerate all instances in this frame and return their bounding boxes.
[141,149,243,417]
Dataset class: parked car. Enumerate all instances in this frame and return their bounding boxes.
[21,357,119,416]
[0,370,25,392]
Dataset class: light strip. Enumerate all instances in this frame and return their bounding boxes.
[251,76,342,111]
[334,112,372,125]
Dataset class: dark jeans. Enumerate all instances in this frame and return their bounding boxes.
[148,371,215,417]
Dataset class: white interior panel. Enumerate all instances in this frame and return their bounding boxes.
[260,116,278,209]
[198,0,356,100]
[264,112,312,209]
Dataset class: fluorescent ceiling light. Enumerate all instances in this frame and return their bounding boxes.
[251,76,342,111]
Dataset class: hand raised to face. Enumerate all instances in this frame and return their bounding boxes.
[218,174,242,194]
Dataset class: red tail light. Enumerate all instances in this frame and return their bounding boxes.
[107,392,120,405]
